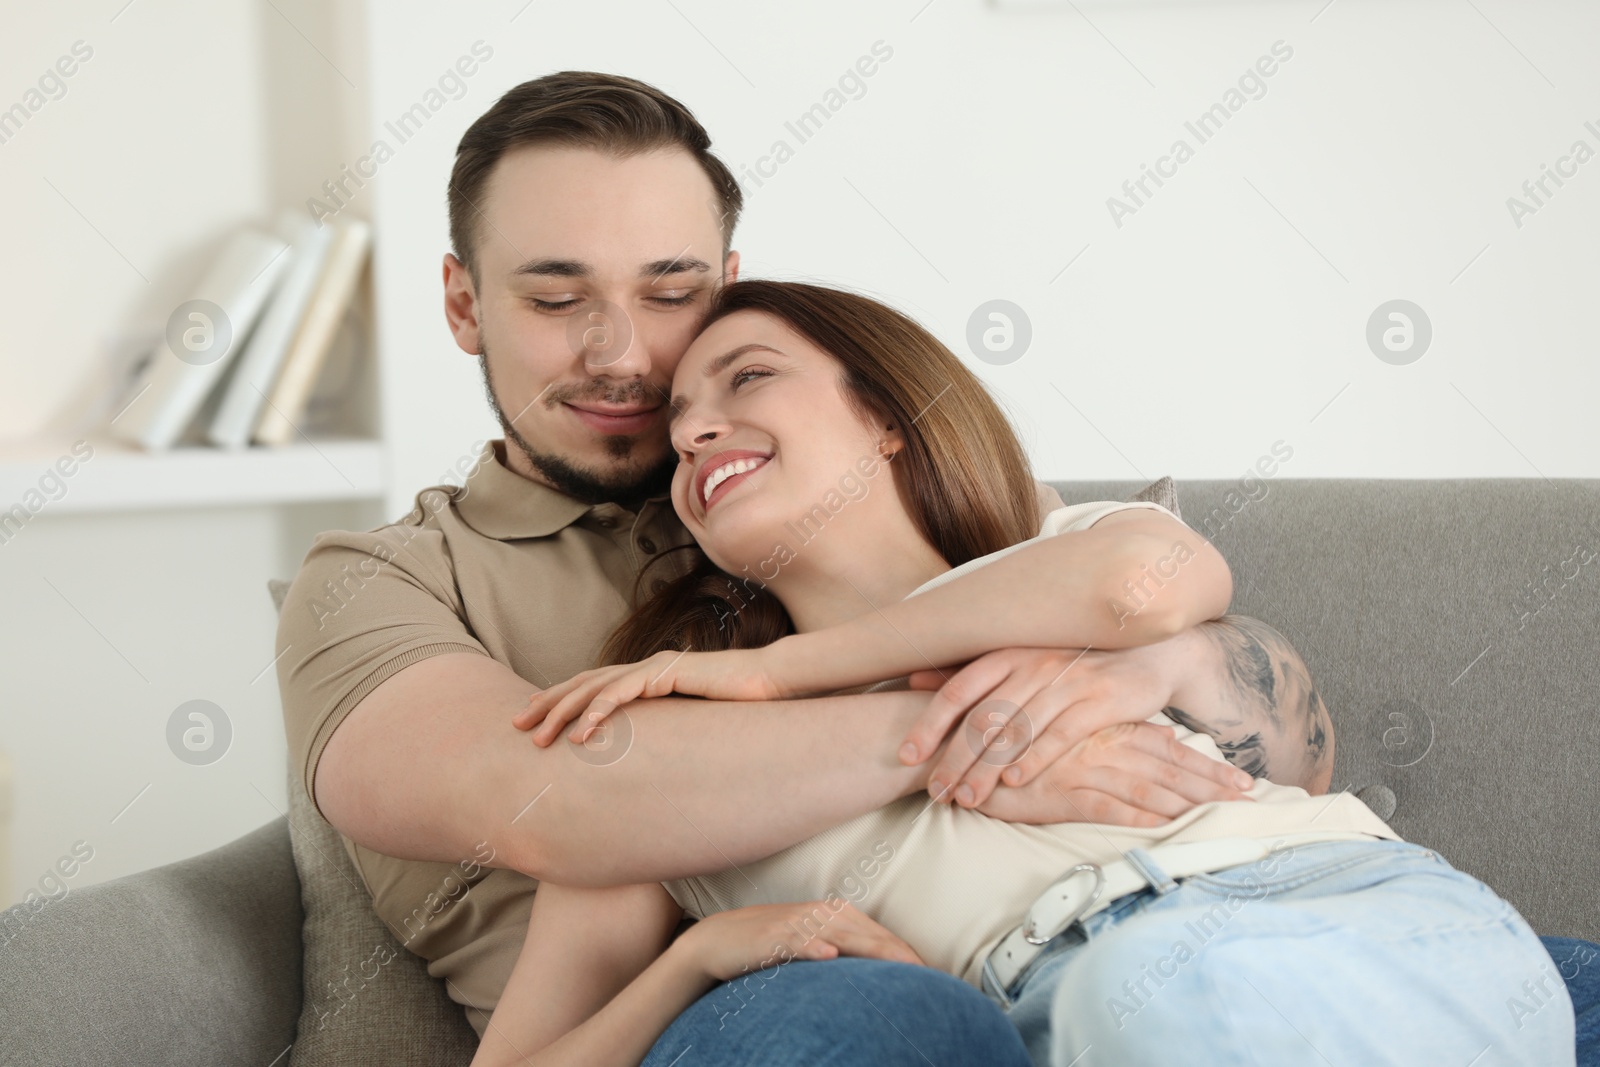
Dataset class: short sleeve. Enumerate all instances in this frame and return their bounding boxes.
[1038,498,1176,537]
[902,499,1180,600]
[275,523,489,817]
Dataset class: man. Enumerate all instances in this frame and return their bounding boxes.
[273,72,1380,1057]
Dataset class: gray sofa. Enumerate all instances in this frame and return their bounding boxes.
[4,479,1596,1066]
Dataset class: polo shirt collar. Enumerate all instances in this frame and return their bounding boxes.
[454,439,672,541]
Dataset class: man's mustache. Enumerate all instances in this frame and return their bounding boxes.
[547,380,671,408]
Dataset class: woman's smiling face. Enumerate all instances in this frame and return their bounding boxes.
[668,309,902,573]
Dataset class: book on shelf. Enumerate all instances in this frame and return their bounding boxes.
[103,214,373,453]
[251,218,372,447]
[205,210,336,449]
[109,228,291,451]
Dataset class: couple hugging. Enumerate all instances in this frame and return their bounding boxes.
[276,71,1579,1066]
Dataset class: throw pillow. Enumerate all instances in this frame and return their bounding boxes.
[273,582,480,1065]
[1127,475,1182,522]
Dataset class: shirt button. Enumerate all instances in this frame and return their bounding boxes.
[639,537,657,554]
[595,516,617,529]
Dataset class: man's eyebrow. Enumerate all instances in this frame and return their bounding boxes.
[668,344,785,427]
[641,256,712,279]
[509,256,712,280]
[511,258,590,278]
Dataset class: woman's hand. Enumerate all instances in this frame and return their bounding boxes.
[672,900,925,983]
[513,648,786,746]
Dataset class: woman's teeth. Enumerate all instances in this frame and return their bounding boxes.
[703,458,765,504]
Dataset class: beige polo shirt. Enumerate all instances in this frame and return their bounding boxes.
[275,438,699,1036]
[663,500,1399,989]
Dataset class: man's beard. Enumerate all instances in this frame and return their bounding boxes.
[478,342,676,510]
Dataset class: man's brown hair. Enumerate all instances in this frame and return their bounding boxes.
[448,71,743,283]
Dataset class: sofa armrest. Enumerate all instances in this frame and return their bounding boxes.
[0,817,302,1067]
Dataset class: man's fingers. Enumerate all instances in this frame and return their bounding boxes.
[927,692,1034,802]
[999,724,1071,788]
[901,659,1007,765]
[952,753,1011,807]
[1052,788,1169,829]
[1099,744,1244,814]
[949,698,1036,806]
[1120,725,1254,797]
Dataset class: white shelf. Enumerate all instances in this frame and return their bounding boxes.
[0,435,385,515]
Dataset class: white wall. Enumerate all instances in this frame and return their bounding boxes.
[2,0,1596,902]
[367,0,1600,505]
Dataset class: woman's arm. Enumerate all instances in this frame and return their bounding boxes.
[470,882,930,1067]
[470,882,689,1067]
[519,507,1230,746]
[767,506,1232,696]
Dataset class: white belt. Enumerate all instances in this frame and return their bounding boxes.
[984,831,1383,994]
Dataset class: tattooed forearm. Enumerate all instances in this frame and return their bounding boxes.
[1165,704,1270,779]
[1162,614,1334,793]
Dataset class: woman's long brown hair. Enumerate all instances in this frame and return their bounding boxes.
[600,280,1040,665]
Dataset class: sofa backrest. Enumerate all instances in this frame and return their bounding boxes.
[1049,477,1600,941]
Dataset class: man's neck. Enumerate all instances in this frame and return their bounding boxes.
[493,438,668,513]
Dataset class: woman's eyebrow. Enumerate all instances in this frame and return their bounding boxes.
[703,343,783,377]
[668,343,786,427]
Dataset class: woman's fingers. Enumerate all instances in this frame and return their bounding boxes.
[517,672,596,733]
[513,683,570,730]
[532,673,619,745]
[571,692,627,743]
[817,904,925,966]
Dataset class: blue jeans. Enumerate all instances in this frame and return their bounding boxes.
[1543,936,1600,1065]
[984,839,1574,1066]
[639,956,1031,1066]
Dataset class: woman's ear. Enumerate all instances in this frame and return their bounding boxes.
[879,421,906,460]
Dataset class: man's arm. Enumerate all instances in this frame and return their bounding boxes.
[314,652,944,888]
[1161,614,1335,794]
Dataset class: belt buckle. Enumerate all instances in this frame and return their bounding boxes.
[1022,863,1105,946]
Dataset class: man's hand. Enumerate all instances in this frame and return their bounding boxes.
[973,720,1249,828]
[900,643,1253,808]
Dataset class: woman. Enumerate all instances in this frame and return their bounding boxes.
[474,281,1573,1066]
